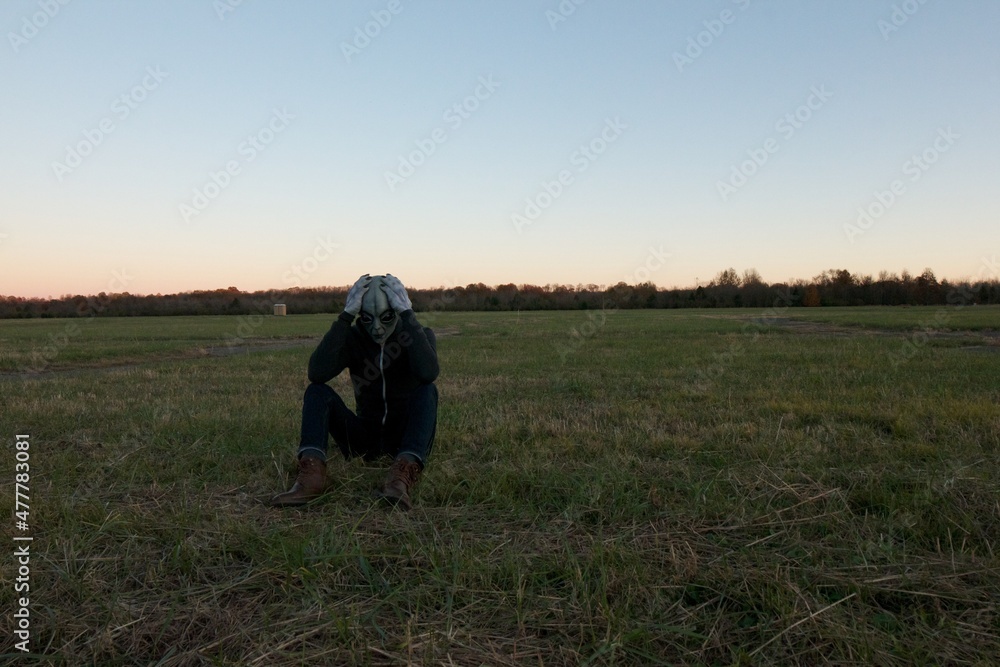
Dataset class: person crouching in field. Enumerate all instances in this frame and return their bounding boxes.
[271,274,439,511]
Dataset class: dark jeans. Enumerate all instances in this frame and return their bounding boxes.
[298,382,437,467]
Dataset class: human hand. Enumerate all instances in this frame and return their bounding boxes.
[344,274,371,315]
[381,274,412,312]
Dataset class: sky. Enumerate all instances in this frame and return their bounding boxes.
[1,0,998,298]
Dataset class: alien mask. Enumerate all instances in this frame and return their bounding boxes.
[359,275,398,345]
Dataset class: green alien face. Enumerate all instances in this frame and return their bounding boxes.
[358,275,398,344]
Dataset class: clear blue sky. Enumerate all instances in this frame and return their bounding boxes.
[1,0,997,298]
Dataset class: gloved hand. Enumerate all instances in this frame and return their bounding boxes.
[381,274,412,312]
[344,274,371,315]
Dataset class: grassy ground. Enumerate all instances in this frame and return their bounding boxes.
[1,307,998,665]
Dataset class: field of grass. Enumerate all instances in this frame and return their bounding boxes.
[1,307,999,665]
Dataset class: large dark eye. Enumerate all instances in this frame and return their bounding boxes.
[360,313,373,324]
[380,312,395,323]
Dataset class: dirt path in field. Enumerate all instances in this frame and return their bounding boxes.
[0,337,319,380]
[1,328,463,380]
[700,313,1000,350]
[202,338,318,357]
[753,318,870,337]
[752,317,1000,349]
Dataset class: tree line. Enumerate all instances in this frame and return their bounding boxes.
[2,267,998,319]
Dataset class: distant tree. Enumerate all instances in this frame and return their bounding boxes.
[4,266,997,317]
[916,268,940,305]
[741,268,764,286]
[741,268,769,307]
[803,285,821,307]
[712,268,741,288]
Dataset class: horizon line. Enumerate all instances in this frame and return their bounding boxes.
[4,267,995,301]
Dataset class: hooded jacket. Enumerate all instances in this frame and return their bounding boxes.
[308,309,438,422]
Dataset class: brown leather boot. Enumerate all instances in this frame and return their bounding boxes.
[270,456,327,507]
[373,457,421,511]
